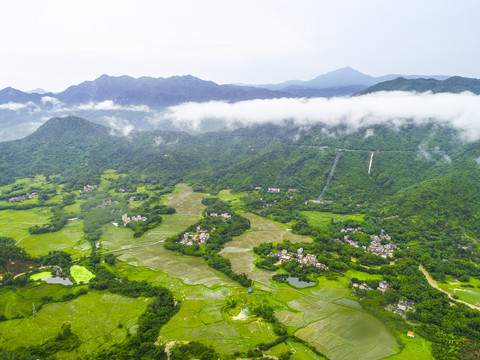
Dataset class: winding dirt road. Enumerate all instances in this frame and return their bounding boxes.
[419,265,480,311]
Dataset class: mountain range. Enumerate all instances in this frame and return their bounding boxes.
[0,67,477,142]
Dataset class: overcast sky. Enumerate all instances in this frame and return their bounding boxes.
[1,0,479,92]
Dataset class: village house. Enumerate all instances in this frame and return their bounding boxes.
[377,281,390,292]
[8,192,38,203]
[267,187,280,193]
[268,249,326,269]
[95,199,119,208]
[122,214,147,226]
[359,283,373,291]
[79,184,97,193]
[180,226,211,246]
[393,299,414,316]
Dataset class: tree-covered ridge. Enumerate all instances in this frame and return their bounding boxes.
[358,75,480,95]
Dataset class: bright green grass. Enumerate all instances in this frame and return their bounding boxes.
[30,271,52,281]
[70,265,95,283]
[345,269,384,281]
[438,277,480,307]
[0,291,149,358]
[0,208,50,240]
[267,341,327,360]
[0,175,47,193]
[301,211,364,227]
[19,219,90,259]
[385,333,433,359]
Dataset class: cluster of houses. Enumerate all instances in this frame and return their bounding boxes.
[262,187,298,194]
[8,192,38,203]
[180,225,213,246]
[368,234,399,258]
[393,299,415,317]
[121,214,147,226]
[94,199,119,208]
[306,199,333,204]
[336,228,399,258]
[354,280,390,292]
[79,184,97,193]
[267,248,327,270]
[117,188,135,193]
[209,212,231,220]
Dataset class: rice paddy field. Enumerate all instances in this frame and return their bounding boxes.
[0,180,422,359]
[18,219,91,259]
[0,291,149,359]
[0,208,50,240]
[220,212,312,284]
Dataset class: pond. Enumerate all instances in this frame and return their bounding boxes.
[287,276,315,288]
[30,271,73,285]
[46,276,73,285]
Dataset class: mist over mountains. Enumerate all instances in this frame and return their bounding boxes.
[0,67,479,142]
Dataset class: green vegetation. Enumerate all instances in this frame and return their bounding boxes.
[3,118,480,359]
[301,211,364,227]
[70,265,95,283]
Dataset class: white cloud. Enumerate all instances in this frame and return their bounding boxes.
[364,128,374,138]
[104,116,135,136]
[74,101,151,112]
[0,102,38,111]
[41,96,61,105]
[158,91,480,141]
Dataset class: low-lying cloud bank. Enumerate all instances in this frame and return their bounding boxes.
[157,91,480,142]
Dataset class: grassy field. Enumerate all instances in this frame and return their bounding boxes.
[0,283,87,319]
[19,219,91,259]
[220,212,312,284]
[70,265,95,283]
[0,175,48,194]
[385,333,433,360]
[301,211,365,227]
[0,291,149,359]
[438,277,480,307]
[216,189,247,212]
[30,271,52,281]
[345,269,384,282]
[0,208,50,240]
[266,340,327,360]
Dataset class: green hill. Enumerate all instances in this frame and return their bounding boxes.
[358,76,480,95]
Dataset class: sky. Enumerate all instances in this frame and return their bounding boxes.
[1,0,479,92]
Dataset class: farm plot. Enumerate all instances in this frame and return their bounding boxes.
[160,300,276,354]
[19,219,90,258]
[0,208,50,240]
[277,295,398,360]
[0,291,149,358]
[301,211,364,228]
[102,184,205,251]
[0,284,87,319]
[220,213,312,284]
[117,244,236,288]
